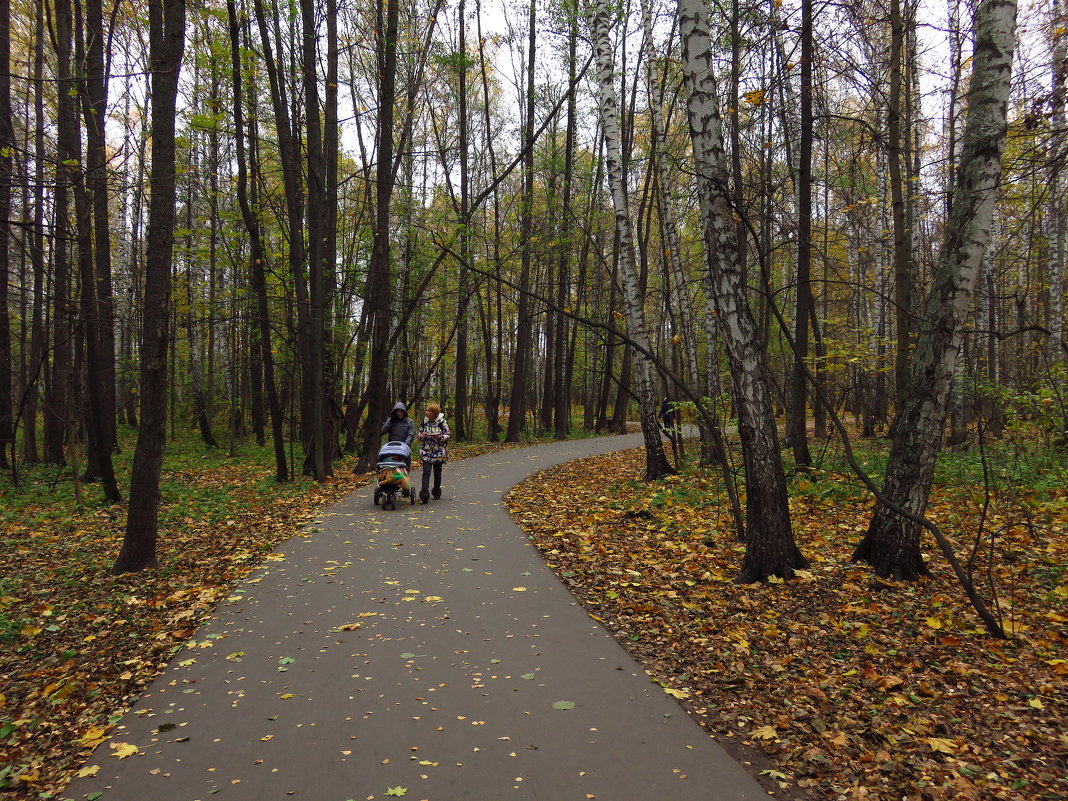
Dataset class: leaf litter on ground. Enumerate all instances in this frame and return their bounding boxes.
[505,445,1067,801]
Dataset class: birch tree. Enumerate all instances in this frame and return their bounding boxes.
[853,0,1018,578]
[588,0,672,480]
[678,0,807,579]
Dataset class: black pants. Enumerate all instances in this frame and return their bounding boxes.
[421,461,443,492]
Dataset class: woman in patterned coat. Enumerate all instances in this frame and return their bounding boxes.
[417,403,451,503]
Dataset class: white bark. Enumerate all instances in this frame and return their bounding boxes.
[859,0,1018,577]
[678,0,805,580]
[587,0,671,478]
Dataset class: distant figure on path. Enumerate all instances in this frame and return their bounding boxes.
[660,397,682,462]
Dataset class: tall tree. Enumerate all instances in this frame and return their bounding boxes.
[505,0,538,443]
[555,6,579,441]
[854,0,1018,578]
[678,0,808,580]
[81,0,120,501]
[1050,0,1067,371]
[300,0,332,479]
[789,0,814,469]
[889,0,915,411]
[0,0,13,470]
[588,0,672,479]
[113,0,186,574]
[454,0,471,441]
[356,0,400,471]
[24,0,47,465]
[227,0,287,481]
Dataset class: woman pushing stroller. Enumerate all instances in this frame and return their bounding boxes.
[380,401,416,447]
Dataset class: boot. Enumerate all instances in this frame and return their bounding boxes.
[432,487,442,500]
[419,489,430,504]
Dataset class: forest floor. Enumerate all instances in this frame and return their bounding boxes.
[0,429,558,800]
[505,439,1068,801]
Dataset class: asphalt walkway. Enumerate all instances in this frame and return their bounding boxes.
[67,434,766,801]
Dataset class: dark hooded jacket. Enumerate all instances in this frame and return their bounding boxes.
[381,401,415,446]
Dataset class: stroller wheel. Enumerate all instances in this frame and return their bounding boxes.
[374,489,382,506]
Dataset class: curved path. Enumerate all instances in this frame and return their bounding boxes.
[68,435,766,800]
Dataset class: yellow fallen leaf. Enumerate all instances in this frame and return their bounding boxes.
[423,596,444,603]
[664,687,691,699]
[75,765,100,778]
[278,693,295,699]
[265,553,285,561]
[337,623,362,631]
[751,725,778,740]
[80,726,109,747]
[512,587,527,592]
[925,617,943,629]
[1028,698,1045,709]
[110,742,139,759]
[926,737,958,754]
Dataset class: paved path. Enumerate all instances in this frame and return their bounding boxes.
[67,435,766,801]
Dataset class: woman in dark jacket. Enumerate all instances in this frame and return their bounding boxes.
[381,401,415,446]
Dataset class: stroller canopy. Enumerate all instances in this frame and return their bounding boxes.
[377,441,411,463]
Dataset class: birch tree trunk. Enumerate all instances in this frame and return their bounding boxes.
[854,0,1018,579]
[679,0,807,579]
[588,0,672,480]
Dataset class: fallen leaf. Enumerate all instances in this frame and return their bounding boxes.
[926,737,959,754]
[110,742,139,759]
[751,725,778,740]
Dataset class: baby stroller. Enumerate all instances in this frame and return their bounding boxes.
[374,441,415,510]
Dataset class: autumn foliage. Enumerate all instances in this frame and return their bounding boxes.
[507,447,1067,801]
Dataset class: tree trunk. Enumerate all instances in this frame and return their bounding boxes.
[226,0,286,480]
[24,0,46,465]
[356,0,400,472]
[679,0,807,580]
[0,0,14,470]
[555,11,578,440]
[889,0,915,413]
[588,0,671,479]
[299,0,331,480]
[113,0,185,574]
[45,0,79,467]
[854,0,1017,579]
[1050,0,1067,371]
[789,0,814,470]
[505,0,538,443]
[454,0,471,441]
